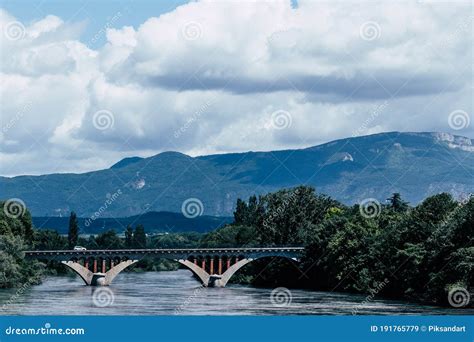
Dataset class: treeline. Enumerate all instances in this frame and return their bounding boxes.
[64,214,201,250]
[0,201,43,288]
[206,186,473,307]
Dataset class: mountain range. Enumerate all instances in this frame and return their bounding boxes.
[1,132,473,218]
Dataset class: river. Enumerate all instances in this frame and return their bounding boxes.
[0,270,472,315]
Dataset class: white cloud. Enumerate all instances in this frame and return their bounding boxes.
[0,1,472,176]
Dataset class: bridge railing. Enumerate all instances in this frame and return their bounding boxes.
[25,247,305,256]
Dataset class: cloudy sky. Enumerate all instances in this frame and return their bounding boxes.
[0,0,472,176]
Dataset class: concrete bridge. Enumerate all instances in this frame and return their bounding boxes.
[25,247,304,287]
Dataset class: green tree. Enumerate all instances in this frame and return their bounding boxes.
[0,235,43,288]
[233,199,248,225]
[133,225,147,248]
[124,225,134,248]
[67,212,79,248]
[254,186,339,245]
[95,230,122,249]
[33,230,67,250]
[387,193,409,213]
[423,197,474,305]
[0,202,43,288]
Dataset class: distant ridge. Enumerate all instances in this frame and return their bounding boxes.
[110,156,144,169]
[33,211,232,234]
[2,132,473,217]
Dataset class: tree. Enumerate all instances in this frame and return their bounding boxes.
[387,193,409,213]
[124,225,134,248]
[233,199,248,225]
[33,230,67,250]
[0,202,43,288]
[20,210,34,245]
[95,230,122,249]
[0,235,43,289]
[133,225,147,249]
[67,212,79,248]
[423,197,474,304]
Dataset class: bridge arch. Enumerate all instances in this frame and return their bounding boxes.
[214,255,297,287]
[61,258,138,286]
[175,254,298,287]
[61,261,94,285]
[176,259,210,286]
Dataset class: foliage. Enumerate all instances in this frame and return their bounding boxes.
[0,203,43,288]
[67,212,79,248]
[94,230,123,249]
[133,225,147,249]
[225,187,473,306]
[125,225,133,248]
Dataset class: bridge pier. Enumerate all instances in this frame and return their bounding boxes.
[208,275,222,287]
[92,273,106,286]
[62,259,138,286]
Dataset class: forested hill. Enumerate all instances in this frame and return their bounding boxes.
[1,132,473,217]
[32,211,232,234]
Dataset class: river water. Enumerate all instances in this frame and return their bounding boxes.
[0,270,472,315]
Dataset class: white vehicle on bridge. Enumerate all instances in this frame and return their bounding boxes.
[73,246,87,251]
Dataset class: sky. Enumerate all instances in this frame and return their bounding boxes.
[0,0,472,177]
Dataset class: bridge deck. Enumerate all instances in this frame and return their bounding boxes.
[25,247,305,259]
